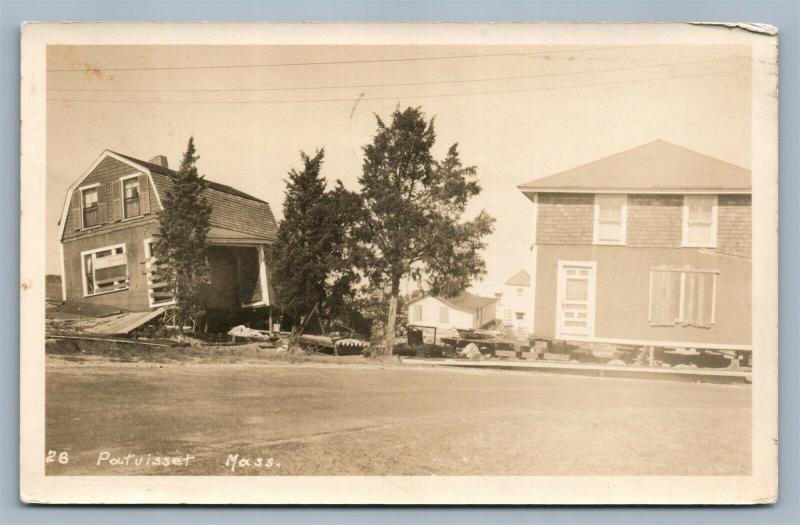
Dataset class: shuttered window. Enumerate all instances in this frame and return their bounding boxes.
[122,177,141,219]
[81,187,99,228]
[82,244,129,296]
[649,267,717,328]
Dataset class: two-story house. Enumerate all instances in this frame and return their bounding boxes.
[57,150,278,321]
[518,140,751,359]
[493,269,533,337]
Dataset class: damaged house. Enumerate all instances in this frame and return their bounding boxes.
[518,140,752,360]
[57,150,277,323]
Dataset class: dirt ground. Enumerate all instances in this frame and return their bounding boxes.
[45,356,751,476]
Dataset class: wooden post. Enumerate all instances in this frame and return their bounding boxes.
[648,346,654,367]
[268,307,274,335]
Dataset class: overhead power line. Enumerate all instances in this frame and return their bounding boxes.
[47,68,747,106]
[46,45,659,73]
[47,56,746,94]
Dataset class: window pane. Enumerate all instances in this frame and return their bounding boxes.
[687,223,712,245]
[125,198,140,218]
[123,179,140,199]
[82,188,97,207]
[598,221,622,241]
[688,197,714,221]
[597,195,623,220]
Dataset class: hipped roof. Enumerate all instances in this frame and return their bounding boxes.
[518,140,751,195]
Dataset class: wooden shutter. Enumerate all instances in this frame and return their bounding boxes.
[683,271,715,328]
[139,174,151,215]
[70,190,82,230]
[649,269,680,326]
[683,272,698,325]
[110,180,121,222]
[97,183,108,224]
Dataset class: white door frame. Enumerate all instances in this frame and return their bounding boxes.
[555,260,597,340]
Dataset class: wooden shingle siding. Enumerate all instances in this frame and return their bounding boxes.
[63,156,155,239]
[626,195,683,247]
[535,193,594,244]
[717,194,752,258]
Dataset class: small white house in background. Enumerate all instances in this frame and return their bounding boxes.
[495,269,533,336]
[407,291,497,330]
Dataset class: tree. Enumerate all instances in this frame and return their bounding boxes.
[354,107,495,354]
[154,137,212,331]
[272,149,360,330]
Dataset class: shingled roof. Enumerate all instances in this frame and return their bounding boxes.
[409,291,497,313]
[112,152,278,243]
[518,140,751,195]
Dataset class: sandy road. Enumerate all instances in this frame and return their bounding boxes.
[45,358,751,476]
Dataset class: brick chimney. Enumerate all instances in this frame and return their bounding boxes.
[149,155,168,168]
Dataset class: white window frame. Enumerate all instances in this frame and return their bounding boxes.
[593,194,627,245]
[682,195,718,248]
[120,173,143,221]
[79,183,100,230]
[80,243,129,297]
[144,238,176,308]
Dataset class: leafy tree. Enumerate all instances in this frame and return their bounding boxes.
[154,137,212,331]
[353,107,495,354]
[272,149,360,331]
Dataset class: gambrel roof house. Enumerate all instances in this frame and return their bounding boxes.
[519,139,752,355]
[58,150,277,316]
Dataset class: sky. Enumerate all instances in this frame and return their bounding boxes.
[45,44,751,295]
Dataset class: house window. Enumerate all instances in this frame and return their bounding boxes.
[412,305,423,323]
[515,312,525,321]
[593,194,627,245]
[81,187,99,228]
[682,195,718,247]
[505,310,513,324]
[517,287,524,297]
[649,267,717,328]
[82,244,129,296]
[439,306,449,324]
[122,177,141,219]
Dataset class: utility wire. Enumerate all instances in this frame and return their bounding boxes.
[46,45,664,73]
[48,56,746,94]
[48,68,747,106]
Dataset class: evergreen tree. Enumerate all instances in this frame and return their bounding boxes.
[272,149,360,330]
[354,107,495,354]
[154,137,212,331]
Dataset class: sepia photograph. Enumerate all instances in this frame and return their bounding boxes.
[19,22,778,504]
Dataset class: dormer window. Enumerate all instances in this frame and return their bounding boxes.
[682,195,718,248]
[593,194,627,245]
[81,186,99,228]
[122,176,141,219]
